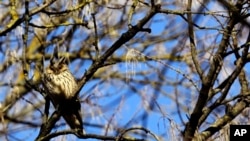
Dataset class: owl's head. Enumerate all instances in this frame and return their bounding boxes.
[48,57,69,75]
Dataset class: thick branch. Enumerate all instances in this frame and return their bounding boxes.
[183,0,244,140]
[76,4,161,91]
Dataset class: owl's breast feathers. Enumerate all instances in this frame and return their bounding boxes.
[43,67,78,100]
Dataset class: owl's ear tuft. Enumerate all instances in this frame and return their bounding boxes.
[50,56,56,65]
[59,57,68,65]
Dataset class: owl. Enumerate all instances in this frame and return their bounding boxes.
[43,57,84,136]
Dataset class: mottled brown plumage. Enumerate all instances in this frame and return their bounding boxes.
[43,57,84,136]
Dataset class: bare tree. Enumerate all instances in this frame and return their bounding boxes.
[0,0,250,141]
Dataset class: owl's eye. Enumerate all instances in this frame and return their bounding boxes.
[58,65,63,70]
[49,66,54,70]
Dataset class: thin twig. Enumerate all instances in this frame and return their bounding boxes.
[91,12,99,58]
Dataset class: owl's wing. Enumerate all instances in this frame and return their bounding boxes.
[60,98,84,136]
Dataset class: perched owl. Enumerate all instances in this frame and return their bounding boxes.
[43,57,84,136]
